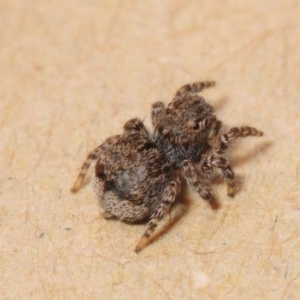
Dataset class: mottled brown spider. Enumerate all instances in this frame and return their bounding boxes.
[71,81,263,252]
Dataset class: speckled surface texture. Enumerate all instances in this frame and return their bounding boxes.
[1,1,299,299]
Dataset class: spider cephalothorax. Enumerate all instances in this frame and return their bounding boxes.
[152,93,217,167]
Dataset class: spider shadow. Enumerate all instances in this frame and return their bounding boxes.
[230,140,272,168]
[212,95,230,112]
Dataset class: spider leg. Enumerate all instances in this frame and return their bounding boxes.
[208,119,222,140]
[123,118,148,135]
[71,118,148,194]
[216,126,263,155]
[175,81,216,97]
[181,160,214,201]
[209,154,235,197]
[135,179,180,253]
[151,101,165,126]
[71,145,103,193]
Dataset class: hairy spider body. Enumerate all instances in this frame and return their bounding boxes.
[94,130,175,223]
[71,81,263,252]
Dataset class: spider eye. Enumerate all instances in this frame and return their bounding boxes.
[192,123,200,130]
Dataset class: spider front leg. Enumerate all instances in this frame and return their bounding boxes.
[175,81,216,98]
[209,155,235,197]
[181,160,214,201]
[208,119,222,141]
[197,148,235,197]
[135,179,180,253]
[216,126,263,154]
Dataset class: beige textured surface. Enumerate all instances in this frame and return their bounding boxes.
[1,1,300,299]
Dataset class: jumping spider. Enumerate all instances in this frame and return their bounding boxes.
[71,81,263,252]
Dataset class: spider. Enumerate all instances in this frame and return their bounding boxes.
[71,81,263,252]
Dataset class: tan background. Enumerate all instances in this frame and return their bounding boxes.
[1,0,299,299]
